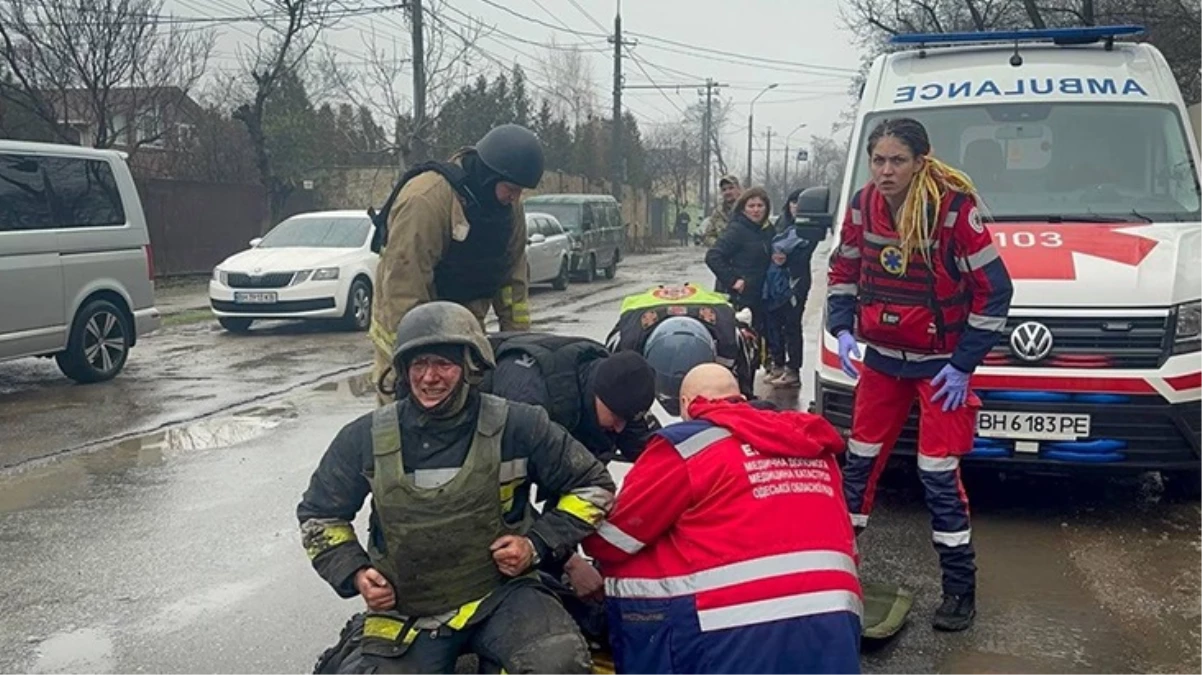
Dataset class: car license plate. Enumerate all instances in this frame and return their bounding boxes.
[976,411,1090,441]
[233,291,277,304]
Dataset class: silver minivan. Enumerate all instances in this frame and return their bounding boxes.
[0,141,161,383]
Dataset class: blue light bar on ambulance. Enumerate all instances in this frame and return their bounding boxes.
[889,25,1144,46]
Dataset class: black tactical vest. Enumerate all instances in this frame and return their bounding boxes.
[481,332,610,432]
[372,160,515,303]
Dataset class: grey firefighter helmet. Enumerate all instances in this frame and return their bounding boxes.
[642,316,717,417]
[391,302,496,374]
[475,124,545,189]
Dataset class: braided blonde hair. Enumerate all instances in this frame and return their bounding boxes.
[868,118,983,264]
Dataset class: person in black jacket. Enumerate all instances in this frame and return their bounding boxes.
[762,188,821,388]
[704,186,775,345]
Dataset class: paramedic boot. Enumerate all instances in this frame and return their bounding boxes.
[772,369,800,389]
[932,592,975,632]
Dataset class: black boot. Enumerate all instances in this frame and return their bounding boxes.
[932,592,975,632]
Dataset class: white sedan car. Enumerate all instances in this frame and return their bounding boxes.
[210,210,377,333]
[525,211,572,290]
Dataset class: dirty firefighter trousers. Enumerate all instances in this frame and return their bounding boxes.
[334,584,591,674]
[842,365,978,596]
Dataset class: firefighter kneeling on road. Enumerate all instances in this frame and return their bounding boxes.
[370,124,543,404]
[584,363,862,674]
[827,117,1013,631]
[300,302,615,674]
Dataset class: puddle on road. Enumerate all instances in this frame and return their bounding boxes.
[28,627,115,674]
[0,403,299,513]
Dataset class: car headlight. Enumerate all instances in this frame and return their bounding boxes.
[312,267,340,281]
[1173,300,1201,354]
[213,269,226,284]
[291,270,313,285]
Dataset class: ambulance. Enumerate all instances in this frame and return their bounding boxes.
[806,26,1201,489]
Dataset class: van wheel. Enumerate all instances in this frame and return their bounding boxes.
[603,251,618,279]
[551,258,570,290]
[219,317,254,333]
[583,254,597,283]
[341,278,372,331]
[56,299,131,383]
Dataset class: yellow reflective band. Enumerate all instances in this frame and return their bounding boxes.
[556,493,606,525]
[369,318,395,354]
[446,599,484,630]
[305,524,357,560]
[619,285,732,313]
[500,286,514,307]
[363,616,421,645]
[500,481,518,512]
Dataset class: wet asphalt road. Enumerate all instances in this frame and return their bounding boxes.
[0,246,1198,674]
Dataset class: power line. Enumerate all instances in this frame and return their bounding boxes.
[564,0,609,33]
[624,51,686,116]
[441,2,606,52]
[9,3,408,27]
[468,0,608,39]
[626,32,860,75]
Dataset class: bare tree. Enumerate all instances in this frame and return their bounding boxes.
[322,0,483,167]
[0,0,213,150]
[841,0,1201,103]
[645,122,700,213]
[233,0,349,220]
[537,39,599,128]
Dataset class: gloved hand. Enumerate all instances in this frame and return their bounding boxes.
[930,363,971,412]
[836,331,861,380]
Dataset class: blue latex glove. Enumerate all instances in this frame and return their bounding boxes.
[930,363,971,412]
[836,331,861,380]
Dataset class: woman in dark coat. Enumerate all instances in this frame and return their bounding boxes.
[705,186,775,349]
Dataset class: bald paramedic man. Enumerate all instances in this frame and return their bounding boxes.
[585,364,862,674]
[369,124,542,403]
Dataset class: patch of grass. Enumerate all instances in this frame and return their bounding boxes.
[161,308,214,328]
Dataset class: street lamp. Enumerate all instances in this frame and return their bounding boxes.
[746,83,777,186]
[784,122,807,187]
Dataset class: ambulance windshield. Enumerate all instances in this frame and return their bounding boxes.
[851,103,1201,222]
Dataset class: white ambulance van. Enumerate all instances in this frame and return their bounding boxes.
[804,26,1201,488]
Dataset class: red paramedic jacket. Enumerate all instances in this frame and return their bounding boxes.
[827,182,1013,378]
[584,398,862,640]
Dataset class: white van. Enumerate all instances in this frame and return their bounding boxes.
[803,26,1201,485]
[0,141,161,383]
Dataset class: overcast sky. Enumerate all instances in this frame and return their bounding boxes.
[170,0,866,175]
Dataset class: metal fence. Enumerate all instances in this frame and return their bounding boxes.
[137,178,270,276]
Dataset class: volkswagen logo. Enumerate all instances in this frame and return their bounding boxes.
[1010,321,1054,362]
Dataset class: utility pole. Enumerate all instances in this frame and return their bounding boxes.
[701,79,719,212]
[607,5,628,201]
[763,126,774,191]
[410,0,427,162]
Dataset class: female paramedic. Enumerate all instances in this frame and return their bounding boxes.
[826,117,1013,632]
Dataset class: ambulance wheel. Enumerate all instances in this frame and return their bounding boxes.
[1162,469,1200,502]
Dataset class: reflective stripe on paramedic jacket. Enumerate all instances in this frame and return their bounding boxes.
[583,419,862,636]
[826,184,1013,376]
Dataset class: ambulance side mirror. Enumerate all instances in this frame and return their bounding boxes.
[795,186,834,230]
